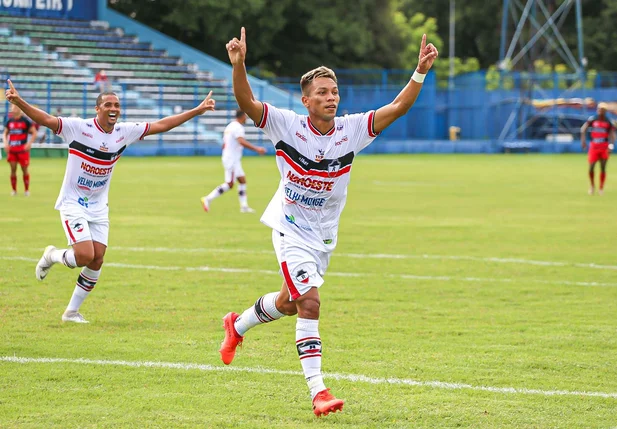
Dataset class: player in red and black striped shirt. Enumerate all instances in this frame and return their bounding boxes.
[581,102,616,195]
[3,104,37,196]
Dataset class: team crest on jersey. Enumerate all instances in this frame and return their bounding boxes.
[99,141,108,152]
[300,120,307,129]
[337,124,344,131]
[315,149,325,162]
[327,159,341,176]
[295,269,310,284]
[73,222,84,233]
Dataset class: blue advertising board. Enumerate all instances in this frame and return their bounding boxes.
[0,0,97,21]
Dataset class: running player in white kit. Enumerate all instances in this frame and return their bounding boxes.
[4,80,216,323]
[219,28,438,416]
[200,109,265,213]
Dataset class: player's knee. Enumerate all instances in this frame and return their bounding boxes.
[296,296,320,319]
[89,255,104,270]
[278,300,298,316]
[74,248,95,267]
[227,181,234,189]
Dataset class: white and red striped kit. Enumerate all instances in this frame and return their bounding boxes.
[257,102,379,253]
[53,117,149,220]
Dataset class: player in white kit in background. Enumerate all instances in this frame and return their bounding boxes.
[201,109,266,213]
[219,28,438,416]
[4,80,216,323]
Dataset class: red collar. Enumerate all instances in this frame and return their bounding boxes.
[93,118,114,134]
[307,117,336,136]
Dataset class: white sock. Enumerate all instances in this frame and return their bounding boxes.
[50,248,77,268]
[238,183,248,207]
[66,267,101,312]
[234,292,285,336]
[206,183,230,201]
[296,318,326,399]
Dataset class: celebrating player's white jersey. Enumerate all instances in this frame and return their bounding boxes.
[258,103,378,252]
[220,26,438,417]
[54,117,149,219]
[4,80,216,324]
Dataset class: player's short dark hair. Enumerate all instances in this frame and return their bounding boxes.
[300,66,338,96]
[235,110,246,119]
[96,92,118,107]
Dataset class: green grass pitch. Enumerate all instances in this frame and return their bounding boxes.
[1,154,616,428]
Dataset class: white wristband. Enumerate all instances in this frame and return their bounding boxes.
[411,71,426,83]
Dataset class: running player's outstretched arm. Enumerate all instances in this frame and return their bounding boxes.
[5,80,59,132]
[146,91,215,136]
[373,34,438,134]
[227,27,264,125]
[238,137,266,155]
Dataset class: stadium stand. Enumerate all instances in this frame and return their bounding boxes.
[0,13,262,152]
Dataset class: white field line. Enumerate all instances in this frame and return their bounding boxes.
[2,246,617,271]
[2,256,617,288]
[1,356,616,399]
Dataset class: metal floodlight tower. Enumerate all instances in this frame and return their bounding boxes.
[497,0,585,141]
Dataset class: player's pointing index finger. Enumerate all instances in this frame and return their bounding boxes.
[240,27,245,43]
[421,34,426,52]
[7,79,15,91]
[205,90,213,100]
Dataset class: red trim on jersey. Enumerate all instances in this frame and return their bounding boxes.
[257,103,269,128]
[69,148,120,166]
[276,149,352,178]
[281,261,301,300]
[55,117,63,135]
[64,220,77,243]
[367,111,379,137]
[307,117,335,136]
[139,123,150,140]
[93,118,113,134]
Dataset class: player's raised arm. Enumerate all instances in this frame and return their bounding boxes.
[226,27,264,125]
[373,34,438,134]
[5,80,59,132]
[146,91,216,136]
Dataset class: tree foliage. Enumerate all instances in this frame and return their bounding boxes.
[108,0,617,79]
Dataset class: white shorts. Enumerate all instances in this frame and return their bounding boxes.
[222,159,245,183]
[272,230,330,301]
[60,211,110,246]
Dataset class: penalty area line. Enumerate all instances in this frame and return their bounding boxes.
[1,356,616,399]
